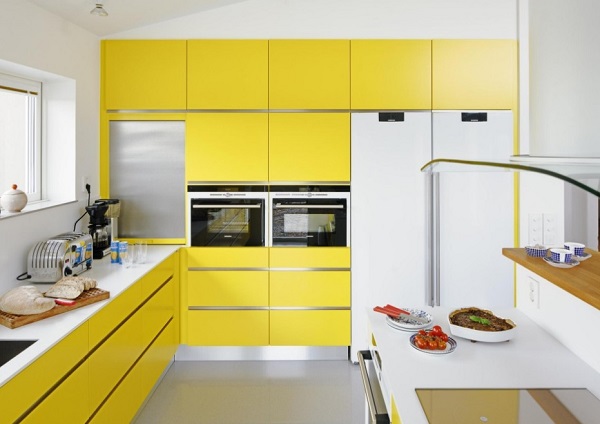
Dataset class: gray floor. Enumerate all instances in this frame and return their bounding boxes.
[133,360,366,424]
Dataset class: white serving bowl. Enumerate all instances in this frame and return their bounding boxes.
[448,308,517,343]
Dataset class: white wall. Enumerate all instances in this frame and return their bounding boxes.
[0,1,99,290]
[109,0,517,39]
[528,0,600,157]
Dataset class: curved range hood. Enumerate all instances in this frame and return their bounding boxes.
[421,155,600,198]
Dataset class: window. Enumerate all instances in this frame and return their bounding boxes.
[0,73,42,203]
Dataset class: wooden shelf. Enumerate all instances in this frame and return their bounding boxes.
[503,248,600,310]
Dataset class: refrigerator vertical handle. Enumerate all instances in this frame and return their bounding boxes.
[425,172,441,307]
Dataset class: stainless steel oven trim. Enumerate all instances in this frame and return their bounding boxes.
[358,350,391,424]
[268,189,351,247]
[187,189,269,247]
[274,203,345,209]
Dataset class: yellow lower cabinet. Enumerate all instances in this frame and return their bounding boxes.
[140,251,177,299]
[187,310,269,346]
[270,310,350,346]
[0,323,88,424]
[187,247,269,268]
[269,247,350,268]
[139,319,177,401]
[142,279,175,347]
[89,311,144,414]
[188,270,269,306]
[270,271,350,307]
[89,363,142,424]
[391,395,401,423]
[22,361,90,424]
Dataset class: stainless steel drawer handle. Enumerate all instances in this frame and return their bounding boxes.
[358,350,390,424]
[193,204,262,209]
[274,203,344,209]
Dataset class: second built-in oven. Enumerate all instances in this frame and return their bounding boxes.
[269,185,350,247]
[188,185,268,247]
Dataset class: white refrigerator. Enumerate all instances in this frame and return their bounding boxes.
[431,110,515,309]
[351,111,432,358]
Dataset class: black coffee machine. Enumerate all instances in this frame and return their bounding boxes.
[86,201,110,259]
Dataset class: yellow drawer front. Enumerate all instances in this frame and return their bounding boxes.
[89,312,144,412]
[186,113,269,182]
[351,39,432,110]
[186,247,269,268]
[139,320,177,401]
[270,271,350,307]
[269,113,350,182]
[270,247,350,268]
[391,395,402,424]
[269,40,350,109]
[141,251,176,299]
[141,279,175,347]
[103,40,187,110]
[89,282,142,349]
[188,271,269,306]
[270,310,351,346]
[22,361,90,424]
[187,40,268,109]
[0,323,89,424]
[187,310,269,346]
[89,362,143,424]
[432,39,517,110]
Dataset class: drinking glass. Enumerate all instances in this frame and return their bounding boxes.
[135,241,148,264]
[123,244,136,268]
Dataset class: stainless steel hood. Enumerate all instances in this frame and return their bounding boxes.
[421,155,600,198]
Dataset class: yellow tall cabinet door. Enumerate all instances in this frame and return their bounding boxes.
[351,40,432,110]
[186,113,269,182]
[269,40,350,109]
[187,40,268,109]
[432,39,518,110]
[102,40,187,110]
[269,113,350,182]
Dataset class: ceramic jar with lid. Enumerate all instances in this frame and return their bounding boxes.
[1,184,28,213]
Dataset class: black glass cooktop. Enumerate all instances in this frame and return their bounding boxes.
[416,388,600,423]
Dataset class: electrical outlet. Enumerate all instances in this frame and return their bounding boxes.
[528,213,543,246]
[81,176,90,193]
[528,277,540,308]
[543,213,557,246]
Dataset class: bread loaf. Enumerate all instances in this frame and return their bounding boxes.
[0,286,55,315]
[44,276,98,299]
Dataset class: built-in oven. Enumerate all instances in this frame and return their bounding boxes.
[269,185,350,247]
[188,185,268,247]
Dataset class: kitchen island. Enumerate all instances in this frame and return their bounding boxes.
[367,307,600,423]
[0,245,180,423]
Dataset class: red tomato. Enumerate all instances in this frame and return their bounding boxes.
[428,339,438,350]
[432,325,443,333]
[437,339,447,350]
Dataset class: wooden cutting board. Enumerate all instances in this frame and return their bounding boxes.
[0,288,110,329]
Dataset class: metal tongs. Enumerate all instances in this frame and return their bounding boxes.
[373,304,429,325]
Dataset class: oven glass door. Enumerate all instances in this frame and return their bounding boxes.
[271,198,348,246]
[190,199,265,246]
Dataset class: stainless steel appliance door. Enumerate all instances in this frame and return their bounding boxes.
[271,198,348,246]
[189,198,266,246]
[109,121,185,239]
[358,350,391,424]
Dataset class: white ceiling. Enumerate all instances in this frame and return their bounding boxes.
[26,0,250,37]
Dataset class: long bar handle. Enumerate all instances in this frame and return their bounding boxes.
[192,204,262,209]
[274,203,344,209]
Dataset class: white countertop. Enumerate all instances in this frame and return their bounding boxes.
[0,245,180,387]
[368,307,600,423]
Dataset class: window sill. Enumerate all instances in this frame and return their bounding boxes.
[0,199,77,220]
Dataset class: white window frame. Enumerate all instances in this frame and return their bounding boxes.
[0,73,42,202]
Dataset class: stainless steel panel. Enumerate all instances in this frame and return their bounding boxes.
[110,121,185,239]
[358,350,390,424]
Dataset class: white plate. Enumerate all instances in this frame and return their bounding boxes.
[574,252,591,261]
[409,333,457,355]
[385,308,433,331]
[543,256,580,268]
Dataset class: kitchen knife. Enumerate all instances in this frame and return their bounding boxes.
[373,306,430,325]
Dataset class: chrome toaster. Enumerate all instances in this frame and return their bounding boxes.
[27,232,93,283]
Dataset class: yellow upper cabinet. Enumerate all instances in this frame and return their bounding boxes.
[432,39,517,110]
[269,40,350,109]
[269,113,350,182]
[187,40,269,109]
[351,40,432,110]
[103,40,187,110]
[186,113,269,182]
